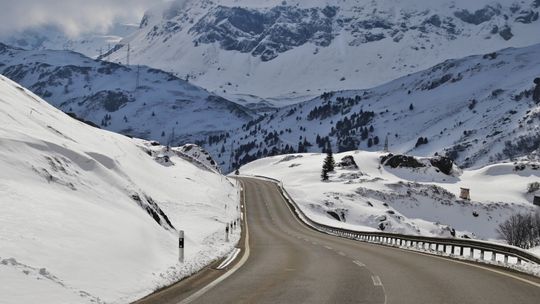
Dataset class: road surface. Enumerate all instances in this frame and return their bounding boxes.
[136,177,540,304]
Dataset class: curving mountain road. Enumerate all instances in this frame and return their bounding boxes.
[136,177,540,304]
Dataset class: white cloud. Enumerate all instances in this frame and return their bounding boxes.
[0,0,167,36]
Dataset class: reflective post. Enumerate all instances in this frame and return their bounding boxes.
[179,230,184,263]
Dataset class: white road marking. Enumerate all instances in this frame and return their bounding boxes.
[338,251,347,257]
[371,275,383,286]
[353,260,365,267]
[217,248,241,270]
[179,180,250,304]
[324,245,333,250]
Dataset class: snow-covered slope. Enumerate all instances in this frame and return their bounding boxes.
[210,43,540,171]
[109,0,540,102]
[0,75,241,304]
[241,151,539,241]
[0,43,254,146]
[0,23,138,59]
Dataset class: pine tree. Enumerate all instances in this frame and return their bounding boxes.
[321,147,335,181]
[321,168,329,181]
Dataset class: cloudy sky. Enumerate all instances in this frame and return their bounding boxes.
[0,0,167,36]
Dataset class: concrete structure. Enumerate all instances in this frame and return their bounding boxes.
[460,188,470,200]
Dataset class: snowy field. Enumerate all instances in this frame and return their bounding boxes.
[0,75,241,304]
[241,151,540,243]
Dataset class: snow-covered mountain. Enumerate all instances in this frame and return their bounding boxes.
[241,151,539,240]
[109,0,540,103]
[210,43,540,171]
[0,75,241,304]
[0,43,255,146]
[0,23,138,59]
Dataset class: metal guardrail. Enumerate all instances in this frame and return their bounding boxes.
[254,175,540,268]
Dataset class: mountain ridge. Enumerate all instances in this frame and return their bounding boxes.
[109,0,540,103]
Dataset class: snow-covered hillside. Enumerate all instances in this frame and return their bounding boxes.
[109,0,540,102]
[210,43,540,171]
[0,23,138,59]
[0,42,254,146]
[0,75,241,304]
[241,151,539,241]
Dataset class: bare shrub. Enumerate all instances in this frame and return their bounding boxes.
[527,182,540,193]
[497,213,540,249]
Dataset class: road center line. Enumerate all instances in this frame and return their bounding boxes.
[371,275,383,286]
[353,260,365,267]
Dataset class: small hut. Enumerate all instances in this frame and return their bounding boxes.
[460,188,470,200]
[534,195,540,207]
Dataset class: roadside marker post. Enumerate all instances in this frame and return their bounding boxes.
[226,225,230,242]
[179,230,185,263]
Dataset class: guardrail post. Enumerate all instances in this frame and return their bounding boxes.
[504,255,508,264]
[480,250,485,260]
[470,248,474,259]
[459,246,464,256]
[226,225,230,242]
[491,252,496,262]
[178,230,184,263]
[450,245,455,255]
[517,257,522,265]
[443,244,448,254]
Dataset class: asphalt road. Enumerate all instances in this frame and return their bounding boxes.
[136,177,540,304]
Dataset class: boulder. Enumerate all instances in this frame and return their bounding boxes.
[430,156,454,175]
[381,154,425,169]
[338,155,358,169]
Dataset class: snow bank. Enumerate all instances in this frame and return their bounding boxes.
[241,151,539,241]
[0,75,241,304]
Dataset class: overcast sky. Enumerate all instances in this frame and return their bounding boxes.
[0,0,166,36]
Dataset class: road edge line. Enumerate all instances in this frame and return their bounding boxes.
[178,179,251,304]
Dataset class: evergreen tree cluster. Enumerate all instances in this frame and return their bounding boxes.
[307,95,362,121]
[415,137,429,147]
[297,138,312,153]
[208,133,229,145]
[101,113,112,127]
[316,135,332,152]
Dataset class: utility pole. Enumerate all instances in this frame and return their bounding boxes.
[168,127,176,147]
[126,43,130,66]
